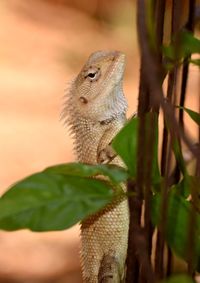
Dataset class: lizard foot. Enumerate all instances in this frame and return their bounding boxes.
[97,144,117,164]
[98,252,121,283]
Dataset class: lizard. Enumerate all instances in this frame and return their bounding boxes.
[62,50,129,282]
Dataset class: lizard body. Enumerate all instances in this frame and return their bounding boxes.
[63,51,129,282]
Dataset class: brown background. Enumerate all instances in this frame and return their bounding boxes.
[0,0,199,282]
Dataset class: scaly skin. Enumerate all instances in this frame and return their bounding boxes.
[63,51,129,282]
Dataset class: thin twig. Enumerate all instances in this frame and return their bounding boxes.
[159,0,182,275]
[144,114,157,258]
[126,67,150,283]
[155,0,166,53]
[179,0,196,130]
[126,179,155,283]
[156,135,173,279]
[126,9,153,281]
[126,181,142,283]
[178,0,197,275]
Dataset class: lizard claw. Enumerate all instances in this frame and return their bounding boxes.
[97,145,117,164]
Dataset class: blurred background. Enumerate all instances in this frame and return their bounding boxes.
[0,0,199,282]
[0,0,137,282]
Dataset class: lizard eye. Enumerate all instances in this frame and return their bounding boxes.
[84,67,100,82]
[88,72,96,78]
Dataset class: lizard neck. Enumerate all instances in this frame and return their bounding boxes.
[66,82,127,164]
[72,116,103,164]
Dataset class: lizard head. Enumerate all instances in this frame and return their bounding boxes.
[71,50,127,122]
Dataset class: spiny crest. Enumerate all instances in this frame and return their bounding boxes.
[60,79,76,127]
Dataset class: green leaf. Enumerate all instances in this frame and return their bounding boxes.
[0,172,114,231]
[173,175,200,199]
[177,106,200,126]
[172,138,187,176]
[112,114,160,183]
[112,117,138,176]
[189,58,200,67]
[44,162,128,184]
[162,45,176,61]
[151,192,200,271]
[160,274,194,283]
[180,31,200,57]
[162,31,200,68]
[173,176,191,198]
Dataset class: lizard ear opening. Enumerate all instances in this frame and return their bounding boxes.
[79,96,88,104]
